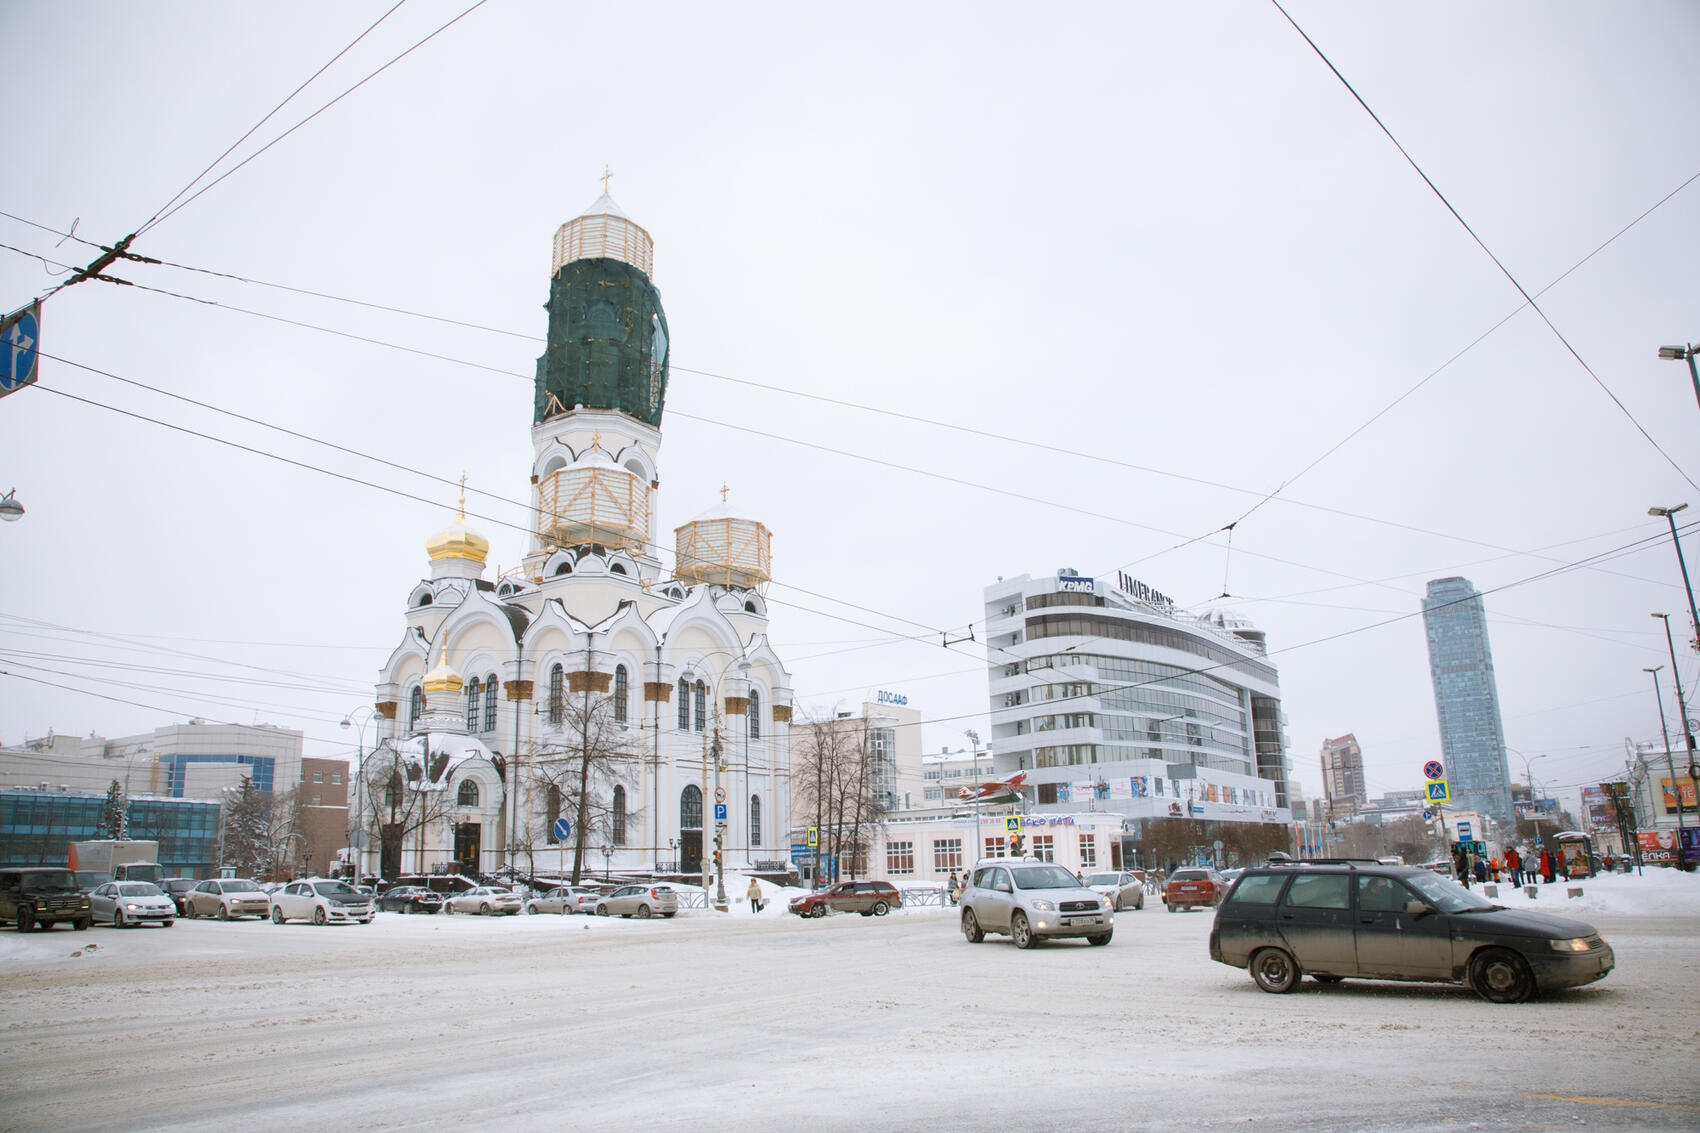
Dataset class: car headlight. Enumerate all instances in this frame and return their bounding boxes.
[125,903,139,910]
[1030,900,1055,912]
[1550,937,1592,952]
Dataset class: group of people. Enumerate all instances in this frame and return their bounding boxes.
[1452,843,1573,889]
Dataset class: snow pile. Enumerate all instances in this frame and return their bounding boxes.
[1479,866,1700,917]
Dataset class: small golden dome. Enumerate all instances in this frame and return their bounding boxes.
[422,662,464,693]
[427,481,490,563]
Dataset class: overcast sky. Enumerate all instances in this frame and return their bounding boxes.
[2,1,1697,815]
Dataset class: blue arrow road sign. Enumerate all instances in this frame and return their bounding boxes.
[552,817,571,841]
[1,302,40,398]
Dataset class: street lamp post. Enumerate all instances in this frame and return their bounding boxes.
[1652,607,1699,852]
[965,729,982,865]
[1658,344,1700,416]
[0,488,23,521]
[340,706,377,882]
[1645,663,1691,867]
[1648,504,1700,683]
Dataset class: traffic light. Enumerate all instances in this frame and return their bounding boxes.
[1009,832,1024,857]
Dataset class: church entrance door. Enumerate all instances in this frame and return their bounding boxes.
[681,830,702,875]
[454,823,481,872]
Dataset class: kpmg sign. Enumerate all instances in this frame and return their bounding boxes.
[1057,575,1095,593]
[1114,571,1174,610]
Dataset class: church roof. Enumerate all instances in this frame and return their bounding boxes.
[578,192,629,220]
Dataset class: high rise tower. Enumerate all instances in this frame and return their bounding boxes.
[1422,577,1512,827]
[1319,733,1366,818]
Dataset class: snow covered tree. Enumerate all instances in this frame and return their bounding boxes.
[219,776,272,878]
[98,779,128,839]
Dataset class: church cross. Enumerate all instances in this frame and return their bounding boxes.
[601,165,614,194]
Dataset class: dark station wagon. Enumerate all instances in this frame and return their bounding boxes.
[1209,860,1614,1003]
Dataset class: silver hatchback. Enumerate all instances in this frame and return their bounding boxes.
[595,884,678,919]
[960,861,1114,948]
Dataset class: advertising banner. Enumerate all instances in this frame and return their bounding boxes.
[1659,778,1698,815]
[1638,830,1681,865]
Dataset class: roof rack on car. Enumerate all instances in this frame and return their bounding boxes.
[1266,857,1385,867]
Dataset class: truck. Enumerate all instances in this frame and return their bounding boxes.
[67,839,162,886]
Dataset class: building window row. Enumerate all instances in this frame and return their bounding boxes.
[1026,614,1277,684]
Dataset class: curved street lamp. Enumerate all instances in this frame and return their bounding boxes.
[340,706,378,881]
[1658,344,1700,414]
[0,489,22,522]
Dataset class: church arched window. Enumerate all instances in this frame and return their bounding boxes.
[484,675,498,732]
[548,664,565,727]
[457,780,479,807]
[748,689,761,740]
[546,785,562,836]
[677,677,690,729]
[613,665,629,723]
[693,680,706,732]
[749,794,762,846]
[465,678,481,733]
[680,784,702,830]
[612,785,627,845]
[408,686,424,732]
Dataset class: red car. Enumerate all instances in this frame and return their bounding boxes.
[1165,868,1226,912]
[788,881,902,918]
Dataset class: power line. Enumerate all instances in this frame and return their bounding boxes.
[1271,0,1696,493]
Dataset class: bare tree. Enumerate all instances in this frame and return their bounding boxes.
[793,710,880,883]
[359,742,454,879]
[547,689,641,885]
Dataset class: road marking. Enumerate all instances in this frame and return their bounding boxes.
[1521,1094,1700,1112]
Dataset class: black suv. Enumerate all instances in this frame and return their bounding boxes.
[0,867,93,932]
[1209,859,1614,1003]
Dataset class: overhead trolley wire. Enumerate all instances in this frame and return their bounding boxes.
[1271,0,1697,494]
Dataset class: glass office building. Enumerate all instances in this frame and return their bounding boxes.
[0,789,219,876]
[1421,577,1513,827]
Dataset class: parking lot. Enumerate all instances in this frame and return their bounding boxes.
[1,891,1697,1131]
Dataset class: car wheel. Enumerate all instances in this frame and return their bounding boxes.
[480,903,492,916]
[115,910,128,929]
[1167,902,1178,913]
[1011,912,1036,949]
[216,904,229,921]
[962,910,985,943]
[871,900,889,916]
[810,904,827,918]
[1134,892,1144,910]
[1250,947,1301,994]
[271,906,285,924]
[16,908,33,933]
[162,919,174,928]
[75,917,91,931]
[636,904,652,919]
[1469,947,1535,1004]
[596,904,609,917]
[312,906,327,926]
[1088,932,1112,946]
[526,904,539,915]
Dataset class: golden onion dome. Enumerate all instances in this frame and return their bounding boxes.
[426,486,490,563]
[422,661,464,693]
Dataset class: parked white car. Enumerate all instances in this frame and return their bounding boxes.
[269,879,375,925]
[445,886,523,916]
[525,886,601,915]
[90,881,177,928]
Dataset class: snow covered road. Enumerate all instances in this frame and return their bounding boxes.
[2,872,1697,1132]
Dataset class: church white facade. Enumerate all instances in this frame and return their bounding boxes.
[353,192,792,885]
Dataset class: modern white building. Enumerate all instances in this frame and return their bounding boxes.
[983,568,1293,858]
[356,191,792,883]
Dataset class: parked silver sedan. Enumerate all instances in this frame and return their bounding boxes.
[89,881,177,928]
[445,886,523,915]
[184,878,271,920]
[525,886,601,915]
[595,884,678,919]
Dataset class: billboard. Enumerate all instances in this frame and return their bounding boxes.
[1659,778,1697,816]
[1581,786,1614,832]
[1637,830,1682,865]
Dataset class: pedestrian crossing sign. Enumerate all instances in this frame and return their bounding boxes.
[1426,779,1449,802]
[1005,816,1020,834]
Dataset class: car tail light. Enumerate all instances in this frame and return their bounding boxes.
[650,889,660,899]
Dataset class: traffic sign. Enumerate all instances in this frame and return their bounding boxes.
[806,826,818,848]
[1422,809,1433,821]
[1,302,40,399]
[1425,779,1449,802]
[552,817,571,841]
[714,802,727,822]
[1422,760,1444,781]
[1005,816,1020,834]
[1457,820,1473,841]
[714,786,726,804]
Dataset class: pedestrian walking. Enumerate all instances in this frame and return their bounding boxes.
[947,872,959,906]
[746,877,762,914]
[1453,845,1471,888]
[1473,856,1487,883]
[1539,848,1553,884]
[1490,855,1502,883]
[1506,846,1522,886]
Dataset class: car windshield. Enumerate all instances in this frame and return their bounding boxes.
[1402,870,1497,913]
[1172,870,1209,881]
[1084,873,1122,886]
[1010,865,1084,890]
[222,880,260,893]
[314,882,359,896]
[20,872,78,892]
[117,882,162,896]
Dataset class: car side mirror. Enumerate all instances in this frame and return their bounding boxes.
[1404,900,1432,917]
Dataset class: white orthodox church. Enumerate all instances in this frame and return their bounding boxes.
[353,191,792,887]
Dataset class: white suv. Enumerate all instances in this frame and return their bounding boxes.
[960,860,1114,948]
